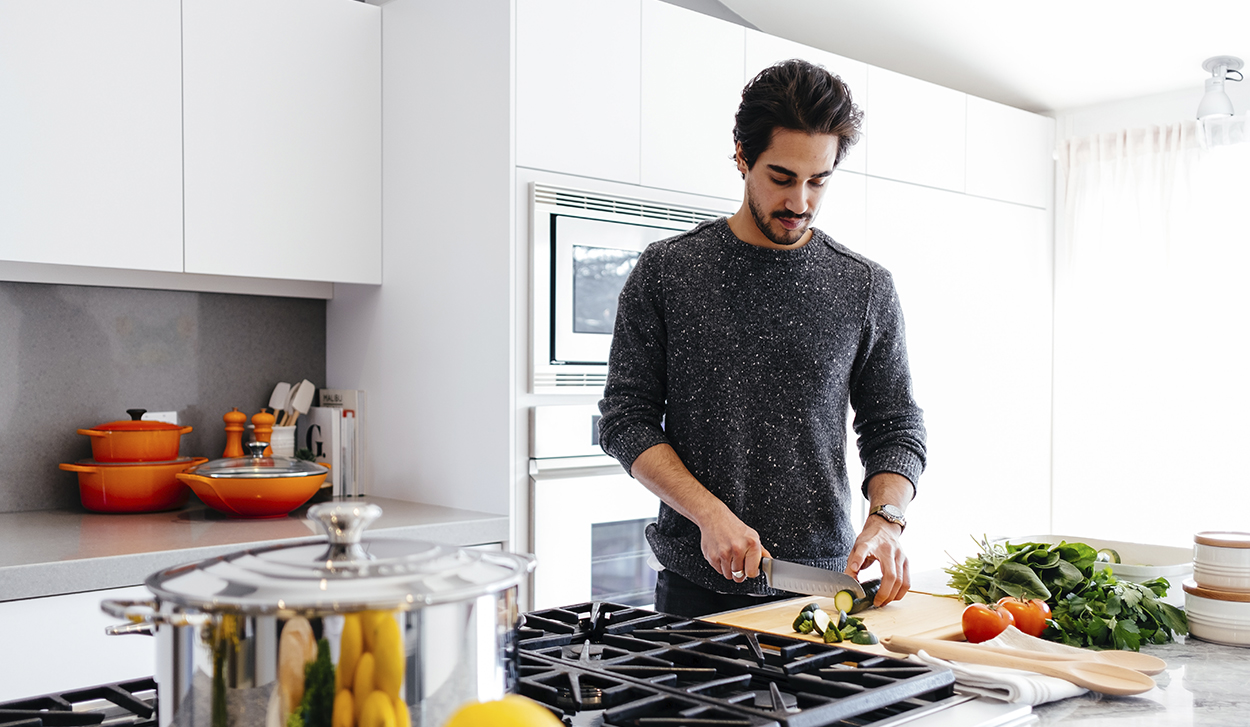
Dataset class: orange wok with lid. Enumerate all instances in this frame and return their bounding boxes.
[176,441,328,518]
[78,409,193,462]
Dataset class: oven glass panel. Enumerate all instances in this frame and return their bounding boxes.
[572,245,639,334]
[591,517,657,606]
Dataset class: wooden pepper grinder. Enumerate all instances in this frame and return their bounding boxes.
[251,410,276,456]
[223,407,247,458]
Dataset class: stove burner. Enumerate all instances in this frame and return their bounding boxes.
[563,640,608,661]
[745,682,798,712]
[557,684,604,709]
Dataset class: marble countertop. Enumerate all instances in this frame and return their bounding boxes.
[1029,636,1250,726]
[0,496,509,601]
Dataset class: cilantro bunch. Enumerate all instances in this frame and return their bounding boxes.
[945,536,1187,651]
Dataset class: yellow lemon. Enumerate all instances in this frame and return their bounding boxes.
[443,695,562,727]
[353,651,376,723]
[361,610,385,653]
[359,690,396,727]
[332,689,354,727]
[392,696,410,727]
[372,615,404,701]
[338,613,364,692]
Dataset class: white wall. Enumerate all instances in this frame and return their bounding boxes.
[1051,81,1250,141]
[326,0,515,518]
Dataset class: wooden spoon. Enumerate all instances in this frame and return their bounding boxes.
[882,635,1157,696]
[970,642,1167,676]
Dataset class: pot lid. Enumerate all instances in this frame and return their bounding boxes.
[76,456,200,468]
[1195,531,1250,549]
[92,409,186,432]
[1183,578,1250,602]
[145,502,534,612]
[188,441,328,479]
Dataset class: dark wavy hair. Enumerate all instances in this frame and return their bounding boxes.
[733,59,863,171]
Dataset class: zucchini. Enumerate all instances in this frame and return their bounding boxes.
[850,630,879,646]
[792,613,811,632]
[822,623,843,643]
[834,609,848,630]
[801,601,821,614]
[848,579,881,614]
[797,617,815,634]
[833,590,855,614]
[1096,548,1121,564]
[811,608,832,634]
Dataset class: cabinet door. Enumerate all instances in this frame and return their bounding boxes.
[966,96,1055,208]
[862,178,1051,571]
[183,0,381,284]
[640,0,744,201]
[517,0,641,184]
[865,67,966,193]
[743,30,868,175]
[0,0,181,271]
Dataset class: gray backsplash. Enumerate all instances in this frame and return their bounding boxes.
[0,281,326,513]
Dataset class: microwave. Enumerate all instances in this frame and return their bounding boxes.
[529,183,733,393]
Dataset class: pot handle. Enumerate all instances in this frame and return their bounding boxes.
[101,598,210,635]
[77,428,108,438]
[59,462,99,474]
[178,425,194,435]
[308,502,383,561]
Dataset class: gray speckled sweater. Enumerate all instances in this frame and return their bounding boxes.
[597,217,926,595]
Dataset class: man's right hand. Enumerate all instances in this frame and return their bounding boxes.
[629,443,769,583]
[699,510,771,583]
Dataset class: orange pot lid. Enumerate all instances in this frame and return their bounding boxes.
[75,456,200,468]
[1183,579,1250,602]
[1195,531,1250,549]
[93,409,184,432]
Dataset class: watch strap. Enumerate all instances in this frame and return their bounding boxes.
[869,504,907,533]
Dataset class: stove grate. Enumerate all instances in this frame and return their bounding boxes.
[0,678,157,727]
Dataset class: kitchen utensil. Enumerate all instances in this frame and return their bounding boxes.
[250,409,275,455]
[175,441,328,518]
[1183,578,1250,646]
[881,635,1157,696]
[60,457,208,513]
[100,502,535,727]
[1194,531,1250,593]
[283,378,315,427]
[77,409,193,462]
[267,381,291,417]
[760,557,866,598]
[968,641,1167,675]
[222,407,247,458]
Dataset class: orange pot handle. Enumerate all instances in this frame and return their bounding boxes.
[60,462,100,473]
[77,429,107,438]
[175,472,212,486]
[178,426,194,435]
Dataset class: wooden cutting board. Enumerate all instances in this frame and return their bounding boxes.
[705,591,967,656]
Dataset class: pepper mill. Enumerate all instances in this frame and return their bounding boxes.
[223,407,247,458]
[251,410,276,457]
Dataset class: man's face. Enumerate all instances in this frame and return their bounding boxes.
[737,129,839,247]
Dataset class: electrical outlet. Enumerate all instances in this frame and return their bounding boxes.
[143,411,179,425]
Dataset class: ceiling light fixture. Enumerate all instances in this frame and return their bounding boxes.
[1197,55,1244,120]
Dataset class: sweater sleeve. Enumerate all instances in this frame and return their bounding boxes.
[597,243,671,475]
[849,266,927,497]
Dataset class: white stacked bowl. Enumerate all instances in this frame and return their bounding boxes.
[1193,531,1250,592]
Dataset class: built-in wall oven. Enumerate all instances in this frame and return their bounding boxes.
[529,183,734,394]
[529,404,660,610]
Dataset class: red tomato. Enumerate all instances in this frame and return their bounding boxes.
[961,602,1015,643]
[996,597,1052,638]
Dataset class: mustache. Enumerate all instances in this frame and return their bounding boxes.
[772,211,810,221]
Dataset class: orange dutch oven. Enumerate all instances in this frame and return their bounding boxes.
[60,457,209,513]
[78,409,193,462]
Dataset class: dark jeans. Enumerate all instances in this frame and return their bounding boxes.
[654,568,797,618]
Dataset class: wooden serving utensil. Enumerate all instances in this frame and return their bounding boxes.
[882,635,1157,696]
[968,642,1167,675]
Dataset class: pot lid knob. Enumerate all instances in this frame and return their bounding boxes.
[308,502,383,562]
[127,408,147,421]
[243,440,269,457]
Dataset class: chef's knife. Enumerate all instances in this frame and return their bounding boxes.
[760,557,866,599]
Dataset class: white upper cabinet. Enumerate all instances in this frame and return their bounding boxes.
[516,0,641,184]
[640,0,744,201]
[183,0,381,284]
[865,67,966,193]
[743,30,868,175]
[966,96,1055,208]
[0,0,182,272]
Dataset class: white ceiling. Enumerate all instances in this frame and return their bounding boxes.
[712,0,1250,115]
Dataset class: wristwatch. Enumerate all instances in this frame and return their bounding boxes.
[869,504,907,533]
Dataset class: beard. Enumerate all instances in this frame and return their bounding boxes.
[747,192,813,247]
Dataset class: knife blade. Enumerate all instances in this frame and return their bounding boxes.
[760,557,866,599]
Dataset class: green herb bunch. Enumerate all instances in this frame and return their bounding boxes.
[945,536,1187,651]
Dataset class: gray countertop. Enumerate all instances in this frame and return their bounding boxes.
[0,496,509,601]
[1031,636,1250,726]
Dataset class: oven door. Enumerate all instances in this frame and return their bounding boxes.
[530,463,660,610]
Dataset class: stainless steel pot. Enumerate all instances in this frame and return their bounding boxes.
[102,502,534,727]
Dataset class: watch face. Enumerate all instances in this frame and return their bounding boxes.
[876,504,902,519]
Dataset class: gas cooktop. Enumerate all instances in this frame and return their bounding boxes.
[514,601,961,727]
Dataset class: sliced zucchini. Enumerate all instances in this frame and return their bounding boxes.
[834,609,848,630]
[797,618,815,634]
[792,613,811,632]
[811,608,832,634]
[801,601,822,614]
[833,590,855,614]
[848,579,882,614]
[822,624,843,643]
[850,630,879,646]
[1096,548,1122,564]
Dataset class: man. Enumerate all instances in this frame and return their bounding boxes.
[597,59,925,618]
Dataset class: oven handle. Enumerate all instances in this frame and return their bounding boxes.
[100,598,210,636]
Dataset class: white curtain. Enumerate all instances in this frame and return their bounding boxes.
[1053,116,1250,547]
